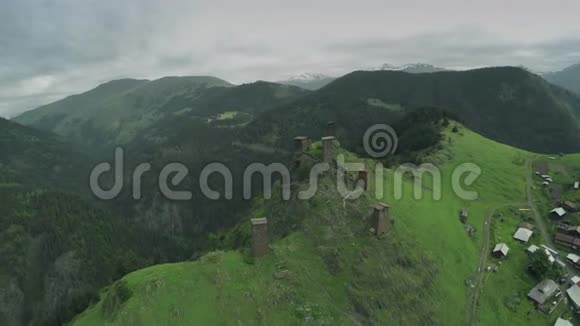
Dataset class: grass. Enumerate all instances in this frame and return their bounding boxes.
[73,124,574,325]
[478,206,562,326]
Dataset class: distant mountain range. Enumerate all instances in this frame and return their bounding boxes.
[277,63,449,90]
[247,66,580,154]
[542,63,580,95]
[276,72,335,90]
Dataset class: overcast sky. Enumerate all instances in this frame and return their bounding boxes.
[1,0,580,118]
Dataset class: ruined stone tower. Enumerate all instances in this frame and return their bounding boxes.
[294,136,311,153]
[251,217,269,257]
[326,121,336,137]
[357,166,369,191]
[372,203,390,236]
[322,136,336,163]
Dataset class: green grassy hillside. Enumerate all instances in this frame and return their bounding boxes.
[72,125,564,325]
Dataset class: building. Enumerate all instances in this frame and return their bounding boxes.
[544,249,556,264]
[527,244,540,254]
[566,284,580,310]
[527,279,559,306]
[555,317,574,326]
[321,136,336,163]
[492,243,509,258]
[372,203,390,236]
[459,208,468,223]
[566,253,580,270]
[251,218,269,257]
[550,207,567,218]
[513,227,533,243]
[555,233,580,249]
[555,225,580,249]
[574,181,579,190]
[326,121,336,137]
[541,245,560,258]
[518,222,535,231]
[293,136,311,152]
[357,167,369,191]
[562,201,579,212]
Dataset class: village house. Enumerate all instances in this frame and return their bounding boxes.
[555,223,580,249]
[518,222,535,231]
[566,284,580,311]
[527,244,540,255]
[542,245,560,258]
[574,181,579,190]
[550,207,567,218]
[513,227,533,243]
[459,208,468,223]
[555,317,574,326]
[566,253,580,270]
[527,279,560,311]
[561,200,579,212]
[492,243,509,258]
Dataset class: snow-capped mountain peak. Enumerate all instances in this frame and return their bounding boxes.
[372,63,449,73]
[285,73,333,82]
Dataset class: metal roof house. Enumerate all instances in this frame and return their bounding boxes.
[527,244,540,254]
[513,228,533,243]
[528,279,559,305]
[518,222,535,231]
[566,284,580,310]
[555,317,574,326]
[550,207,567,218]
[492,243,509,258]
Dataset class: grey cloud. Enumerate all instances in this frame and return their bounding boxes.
[1,0,580,117]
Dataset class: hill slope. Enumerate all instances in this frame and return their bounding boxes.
[0,118,193,325]
[543,63,580,96]
[72,125,564,325]
[244,67,580,154]
[13,76,234,148]
[13,79,308,151]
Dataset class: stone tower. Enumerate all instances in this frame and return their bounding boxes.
[326,121,336,137]
[322,136,336,163]
[357,167,369,191]
[294,136,311,153]
[251,217,269,257]
[372,203,390,236]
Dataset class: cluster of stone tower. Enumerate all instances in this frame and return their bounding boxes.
[293,121,337,164]
[251,122,395,257]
